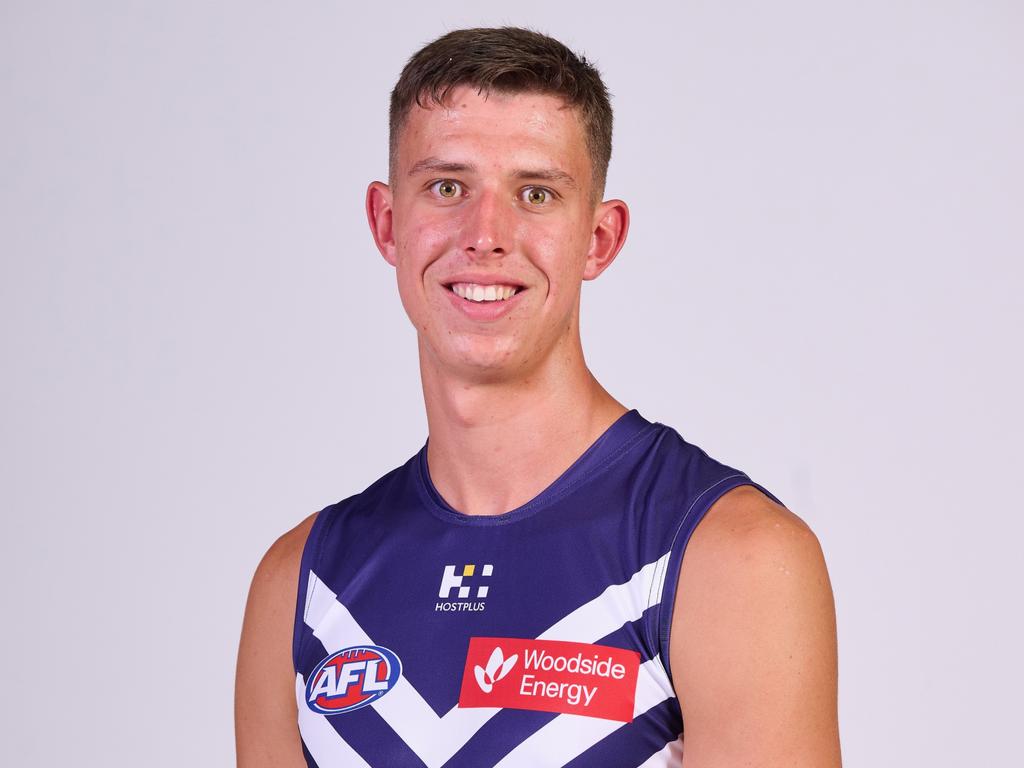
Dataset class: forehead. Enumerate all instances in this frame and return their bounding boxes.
[396,85,590,179]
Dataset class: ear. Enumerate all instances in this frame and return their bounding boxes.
[366,181,397,266]
[583,199,629,280]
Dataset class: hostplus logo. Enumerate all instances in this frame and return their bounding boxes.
[436,563,493,613]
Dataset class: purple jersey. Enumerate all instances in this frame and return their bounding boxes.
[292,409,780,767]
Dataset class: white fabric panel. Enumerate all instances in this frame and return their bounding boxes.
[304,569,342,632]
[295,674,372,768]
[372,676,499,768]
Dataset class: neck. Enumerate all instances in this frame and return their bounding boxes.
[419,331,626,517]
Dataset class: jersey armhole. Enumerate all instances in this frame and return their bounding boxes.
[655,475,784,688]
[291,506,338,673]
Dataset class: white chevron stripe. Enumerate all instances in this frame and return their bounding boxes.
[492,656,675,767]
[538,552,670,642]
[299,552,675,768]
[295,674,371,767]
[304,570,339,631]
[302,574,500,767]
[637,736,684,767]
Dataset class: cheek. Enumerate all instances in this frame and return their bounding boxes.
[396,209,457,271]
[392,216,459,330]
[399,219,447,254]
[532,225,589,301]
[394,215,451,284]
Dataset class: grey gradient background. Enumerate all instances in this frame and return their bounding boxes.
[2,1,1021,765]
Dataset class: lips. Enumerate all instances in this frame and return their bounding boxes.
[447,282,521,302]
[442,280,526,320]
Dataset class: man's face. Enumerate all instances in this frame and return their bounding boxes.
[368,85,625,380]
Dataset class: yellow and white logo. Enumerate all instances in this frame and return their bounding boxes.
[436,564,493,613]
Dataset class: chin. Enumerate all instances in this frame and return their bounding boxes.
[428,335,527,378]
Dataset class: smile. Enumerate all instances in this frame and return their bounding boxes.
[447,283,521,302]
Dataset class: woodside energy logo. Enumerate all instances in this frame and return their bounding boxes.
[457,637,641,722]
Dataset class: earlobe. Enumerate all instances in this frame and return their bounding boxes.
[583,199,630,280]
[366,181,397,266]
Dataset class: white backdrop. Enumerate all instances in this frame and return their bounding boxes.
[2,1,1021,765]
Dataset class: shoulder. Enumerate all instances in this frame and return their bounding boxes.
[668,485,841,765]
[669,485,833,670]
[239,511,320,661]
[250,512,319,597]
[677,484,825,586]
[235,512,319,766]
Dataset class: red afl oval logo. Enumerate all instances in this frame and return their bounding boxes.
[305,645,403,715]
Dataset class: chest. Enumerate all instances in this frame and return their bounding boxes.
[294,510,683,767]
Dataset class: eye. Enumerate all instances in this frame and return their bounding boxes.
[520,186,553,205]
[431,180,462,198]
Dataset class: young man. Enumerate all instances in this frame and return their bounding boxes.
[236,27,841,768]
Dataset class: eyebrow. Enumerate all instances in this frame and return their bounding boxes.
[407,157,474,176]
[407,157,579,190]
[513,168,578,190]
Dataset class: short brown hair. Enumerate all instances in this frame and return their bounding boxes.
[388,27,613,199]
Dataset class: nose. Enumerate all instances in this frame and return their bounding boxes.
[460,190,512,258]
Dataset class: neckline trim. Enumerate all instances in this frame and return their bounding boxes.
[414,409,656,527]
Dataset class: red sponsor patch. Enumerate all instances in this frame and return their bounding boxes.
[457,637,640,722]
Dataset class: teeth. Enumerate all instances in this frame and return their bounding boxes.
[450,283,520,302]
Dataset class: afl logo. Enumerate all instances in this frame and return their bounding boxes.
[305,645,403,715]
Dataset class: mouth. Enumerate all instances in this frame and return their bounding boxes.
[444,282,526,303]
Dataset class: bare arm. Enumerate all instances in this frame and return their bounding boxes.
[669,486,841,767]
[235,513,318,768]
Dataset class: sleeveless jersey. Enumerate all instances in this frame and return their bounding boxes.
[292,409,780,767]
